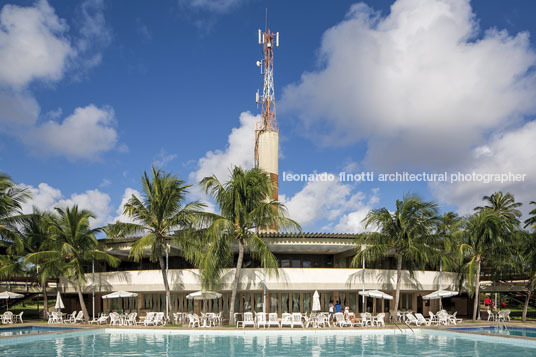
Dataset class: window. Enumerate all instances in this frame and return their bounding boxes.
[303,293,311,312]
[281,293,289,313]
[270,294,278,313]
[292,293,300,312]
[254,293,263,312]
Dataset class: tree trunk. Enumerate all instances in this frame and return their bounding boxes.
[393,255,403,320]
[229,238,245,326]
[42,281,48,320]
[156,243,171,320]
[76,283,89,322]
[522,288,532,322]
[472,257,481,321]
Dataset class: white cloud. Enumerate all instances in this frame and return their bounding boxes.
[20,183,62,213]
[74,0,111,72]
[55,189,112,227]
[280,178,379,232]
[0,0,118,160]
[334,188,380,233]
[189,111,256,184]
[112,187,142,224]
[153,149,178,169]
[281,0,536,170]
[431,120,536,217]
[0,91,40,127]
[23,104,118,160]
[20,182,113,227]
[0,0,73,90]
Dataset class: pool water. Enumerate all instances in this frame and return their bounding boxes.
[0,326,78,337]
[453,326,536,338]
[1,329,535,356]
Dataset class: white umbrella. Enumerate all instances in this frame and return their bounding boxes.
[187,291,222,314]
[186,291,222,300]
[55,291,65,310]
[0,291,24,310]
[422,290,459,300]
[101,291,139,299]
[359,290,393,300]
[102,291,138,311]
[422,290,458,310]
[312,290,321,312]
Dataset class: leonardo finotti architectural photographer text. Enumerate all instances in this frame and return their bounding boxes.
[282,171,527,184]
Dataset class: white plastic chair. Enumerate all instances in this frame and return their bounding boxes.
[292,313,304,328]
[256,313,267,328]
[414,313,431,326]
[267,313,280,328]
[2,311,13,324]
[405,313,419,326]
[154,312,166,326]
[334,312,350,327]
[374,313,386,327]
[237,312,255,328]
[137,312,155,326]
[280,313,292,328]
[89,314,108,325]
[73,311,84,323]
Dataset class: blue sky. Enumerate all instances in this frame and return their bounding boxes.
[1,0,535,232]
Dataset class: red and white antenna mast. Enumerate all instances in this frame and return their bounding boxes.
[254,17,279,204]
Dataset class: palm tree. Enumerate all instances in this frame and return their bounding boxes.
[200,166,300,325]
[459,210,504,320]
[0,173,30,255]
[436,212,465,291]
[26,206,119,321]
[513,230,536,321]
[106,168,207,318]
[351,193,439,319]
[475,191,522,227]
[18,210,63,318]
[524,201,536,229]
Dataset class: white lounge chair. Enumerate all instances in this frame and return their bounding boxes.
[137,312,155,326]
[334,312,350,327]
[292,313,304,328]
[267,313,280,328]
[237,312,255,328]
[89,315,108,325]
[65,310,77,323]
[405,313,419,326]
[280,313,292,328]
[256,313,267,328]
[414,313,431,326]
[448,311,462,325]
[436,311,449,325]
[73,311,84,323]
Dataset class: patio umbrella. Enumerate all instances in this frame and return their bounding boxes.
[186,291,222,313]
[312,290,321,312]
[422,290,458,310]
[55,291,65,310]
[101,291,138,299]
[358,290,394,300]
[0,291,24,310]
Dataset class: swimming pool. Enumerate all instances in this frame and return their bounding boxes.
[452,326,536,338]
[0,325,78,337]
[0,329,535,356]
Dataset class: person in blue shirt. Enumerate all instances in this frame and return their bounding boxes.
[335,301,342,313]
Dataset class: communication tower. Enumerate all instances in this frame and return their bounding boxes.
[255,24,280,202]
